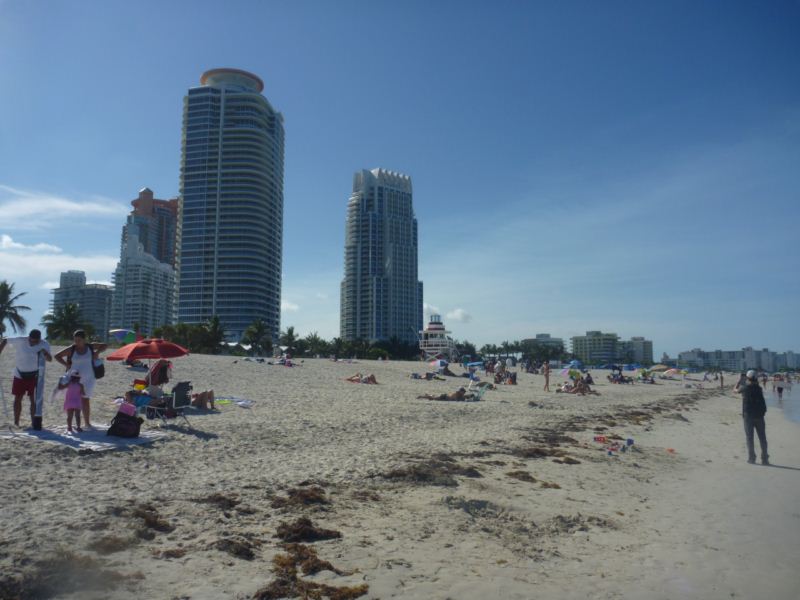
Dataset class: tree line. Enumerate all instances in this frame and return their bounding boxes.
[1,279,569,363]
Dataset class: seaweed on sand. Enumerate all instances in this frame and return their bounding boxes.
[506,470,537,483]
[552,457,581,465]
[253,545,368,600]
[194,492,241,510]
[214,538,257,560]
[276,543,348,576]
[381,455,482,487]
[131,503,174,533]
[272,486,330,509]
[512,446,568,460]
[275,517,342,543]
[86,535,138,555]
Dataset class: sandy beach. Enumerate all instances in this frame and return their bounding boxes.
[1,353,798,599]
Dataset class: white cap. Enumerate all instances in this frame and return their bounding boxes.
[746,369,756,379]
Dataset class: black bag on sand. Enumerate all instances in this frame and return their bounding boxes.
[107,412,143,438]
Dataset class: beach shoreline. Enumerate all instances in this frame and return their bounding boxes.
[1,354,798,599]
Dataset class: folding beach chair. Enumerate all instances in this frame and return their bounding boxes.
[150,381,193,427]
[465,384,489,402]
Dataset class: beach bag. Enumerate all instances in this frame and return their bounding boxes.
[92,357,105,380]
[107,412,143,438]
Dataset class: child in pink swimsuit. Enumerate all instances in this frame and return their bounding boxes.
[60,370,85,433]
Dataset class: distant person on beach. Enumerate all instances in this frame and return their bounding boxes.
[543,362,551,391]
[772,375,785,401]
[719,372,724,389]
[3,330,52,427]
[54,330,107,429]
[741,370,769,465]
[418,387,467,401]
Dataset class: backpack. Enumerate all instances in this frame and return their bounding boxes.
[70,343,105,379]
[107,412,143,438]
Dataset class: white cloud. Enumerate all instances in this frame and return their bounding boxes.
[1,234,62,253]
[423,302,440,316]
[446,308,472,323]
[281,300,300,312]
[0,184,128,230]
[40,281,59,290]
[0,251,119,280]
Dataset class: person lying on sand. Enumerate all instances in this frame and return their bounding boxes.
[346,373,378,384]
[418,387,470,401]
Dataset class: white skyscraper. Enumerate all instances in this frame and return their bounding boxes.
[340,168,423,344]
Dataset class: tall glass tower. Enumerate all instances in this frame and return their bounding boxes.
[340,168,423,344]
[176,68,284,341]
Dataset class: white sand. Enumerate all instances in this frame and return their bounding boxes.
[0,352,798,599]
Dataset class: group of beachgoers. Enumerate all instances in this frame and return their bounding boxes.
[1,329,107,433]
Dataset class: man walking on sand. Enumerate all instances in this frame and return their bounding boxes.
[741,370,769,465]
[543,362,551,392]
[3,330,52,427]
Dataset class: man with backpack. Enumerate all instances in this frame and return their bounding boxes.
[741,369,769,465]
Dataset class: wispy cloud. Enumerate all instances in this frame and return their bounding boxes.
[423,302,440,316]
[281,300,300,312]
[0,184,128,230]
[446,308,472,323]
[1,234,63,253]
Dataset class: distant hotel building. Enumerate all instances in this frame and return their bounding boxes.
[51,271,112,340]
[678,347,799,371]
[570,331,654,365]
[522,334,564,351]
[176,68,285,341]
[340,168,423,344]
[111,188,177,335]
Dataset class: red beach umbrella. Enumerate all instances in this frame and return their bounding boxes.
[106,338,190,362]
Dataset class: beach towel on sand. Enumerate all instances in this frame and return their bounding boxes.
[0,424,166,452]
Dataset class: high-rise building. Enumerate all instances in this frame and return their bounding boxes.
[340,168,423,344]
[570,331,620,365]
[111,233,176,336]
[522,334,565,351]
[176,68,285,341]
[51,271,112,341]
[122,188,179,265]
[111,188,178,334]
[618,336,654,365]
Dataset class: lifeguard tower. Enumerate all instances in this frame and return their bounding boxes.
[418,314,458,361]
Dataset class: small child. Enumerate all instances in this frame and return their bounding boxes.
[60,370,85,433]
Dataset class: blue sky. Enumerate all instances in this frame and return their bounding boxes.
[1,0,798,356]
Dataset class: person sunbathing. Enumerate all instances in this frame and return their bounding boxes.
[418,387,467,401]
[191,390,215,410]
[346,373,378,384]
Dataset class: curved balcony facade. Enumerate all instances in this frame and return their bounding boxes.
[176,68,284,341]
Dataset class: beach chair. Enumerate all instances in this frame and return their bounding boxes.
[147,381,194,427]
[465,385,489,402]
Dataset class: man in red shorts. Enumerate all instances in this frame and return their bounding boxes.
[3,329,52,427]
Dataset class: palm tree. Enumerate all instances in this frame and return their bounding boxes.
[279,326,298,355]
[204,315,225,354]
[304,331,327,357]
[242,319,271,356]
[0,281,30,336]
[41,303,83,340]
